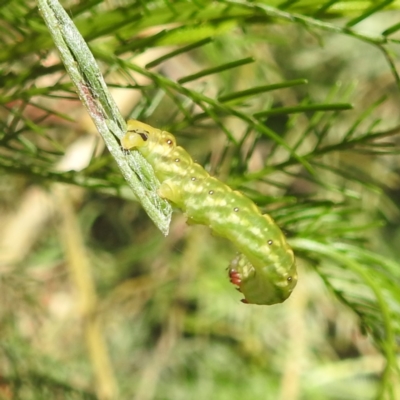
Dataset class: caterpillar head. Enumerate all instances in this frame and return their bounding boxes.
[228,253,297,305]
[122,120,176,157]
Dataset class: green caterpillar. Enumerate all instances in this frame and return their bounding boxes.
[122,120,297,305]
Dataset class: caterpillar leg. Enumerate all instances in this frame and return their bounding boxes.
[228,268,249,304]
[228,268,242,286]
[228,258,251,304]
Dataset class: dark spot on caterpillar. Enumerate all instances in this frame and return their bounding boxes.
[167,139,173,145]
[138,132,148,141]
[191,177,196,181]
[234,207,239,212]
[209,190,214,195]
[175,158,180,162]
[287,276,292,282]
[268,240,273,245]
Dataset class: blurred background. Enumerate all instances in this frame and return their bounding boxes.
[0,1,400,399]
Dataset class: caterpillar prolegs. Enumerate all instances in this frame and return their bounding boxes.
[122,120,297,305]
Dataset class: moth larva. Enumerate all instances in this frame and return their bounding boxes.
[122,120,297,305]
